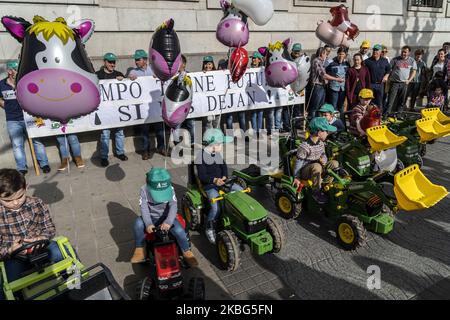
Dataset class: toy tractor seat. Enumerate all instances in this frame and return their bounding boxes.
[415,117,450,143]
[239,164,261,178]
[421,107,450,125]
[366,125,407,153]
[188,163,207,198]
[393,164,448,211]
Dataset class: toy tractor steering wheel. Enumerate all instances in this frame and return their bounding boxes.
[9,239,50,262]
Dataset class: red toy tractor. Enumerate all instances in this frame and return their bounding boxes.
[136,214,205,300]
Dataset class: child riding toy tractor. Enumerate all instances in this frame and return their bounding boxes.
[0,237,130,300]
[182,165,285,272]
[136,219,205,300]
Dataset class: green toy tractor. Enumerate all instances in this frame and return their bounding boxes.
[181,164,285,272]
[0,237,130,300]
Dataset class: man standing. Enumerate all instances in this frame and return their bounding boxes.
[386,46,417,114]
[96,53,128,167]
[325,47,350,116]
[126,49,167,159]
[359,40,371,61]
[0,60,50,175]
[364,44,391,111]
[407,49,428,111]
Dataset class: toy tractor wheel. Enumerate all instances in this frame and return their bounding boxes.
[420,144,427,157]
[182,196,201,231]
[188,277,206,300]
[266,216,285,253]
[216,230,241,272]
[396,159,405,172]
[234,176,248,190]
[335,215,367,250]
[416,155,423,168]
[275,191,301,219]
[136,277,154,300]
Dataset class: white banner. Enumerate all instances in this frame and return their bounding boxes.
[24,67,304,138]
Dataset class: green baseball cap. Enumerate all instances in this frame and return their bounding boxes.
[318,103,336,114]
[203,55,214,62]
[6,60,18,70]
[252,52,263,59]
[133,49,148,60]
[373,44,382,51]
[309,117,337,133]
[203,128,233,146]
[103,52,117,62]
[146,168,174,203]
[292,43,302,52]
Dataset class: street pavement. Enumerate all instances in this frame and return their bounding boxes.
[22,135,450,300]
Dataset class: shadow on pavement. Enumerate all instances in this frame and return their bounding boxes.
[105,163,126,182]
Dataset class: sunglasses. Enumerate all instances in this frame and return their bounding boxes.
[107,60,116,65]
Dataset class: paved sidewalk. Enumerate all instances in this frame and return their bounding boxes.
[22,137,450,300]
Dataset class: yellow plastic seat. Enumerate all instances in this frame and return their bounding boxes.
[394,164,448,211]
[366,125,407,152]
[421,108,450,125]
[415,117,450,142]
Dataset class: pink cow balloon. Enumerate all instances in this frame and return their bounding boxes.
[315,21,351,49]
[1,15,100,123]
[216,0,249,48]
[259,39,298,88]
[162,72,193,128]
[329,4,359,41]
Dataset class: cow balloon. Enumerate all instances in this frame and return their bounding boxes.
[232,0,274,26]
[259,39,298,88]
[315,21,351,49]
[216,0,249,48]
[149,19,181,82]
[291,54,311,94]
[162,72,193,128]
[329,4,359,41]
[1,15,100,123]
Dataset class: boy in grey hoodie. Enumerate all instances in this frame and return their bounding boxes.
[130,167,198,267]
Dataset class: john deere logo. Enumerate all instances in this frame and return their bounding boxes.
[156,182,168,189]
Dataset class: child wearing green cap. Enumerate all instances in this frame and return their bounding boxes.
[131,167,198,267]
[318,104,345,132]
[293,117,339,204]
[195,129,242,244]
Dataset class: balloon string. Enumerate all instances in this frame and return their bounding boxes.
[161,81,168,170]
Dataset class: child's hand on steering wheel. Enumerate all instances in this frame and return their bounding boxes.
[293,178,301,188]
[160,223,171,231]
[214,178,225,186]
[146,225,156,233]
[8,239,23,255]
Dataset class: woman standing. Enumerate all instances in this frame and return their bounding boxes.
[202,56,220,131]
[346,53,371,109]
[431,49,449,79]
[250,52,265,137]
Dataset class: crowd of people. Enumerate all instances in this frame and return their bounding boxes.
[1,41,450,175]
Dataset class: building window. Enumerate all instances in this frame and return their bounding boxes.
[410,0,443,8]
[294,0,346,8]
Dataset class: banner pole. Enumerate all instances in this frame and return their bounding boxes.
[27,137,40,176]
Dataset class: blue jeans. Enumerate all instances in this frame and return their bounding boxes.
[142,123,165,151]
[327,89,346,115]
[205,184,243,223]
[174,119,195,144]
[282,107,291,131]
[307,84,326,120]
[371,83,385,110]
[251,110,264,133]
[6,120,48,171]
[56,134,81,158]
[133,216,190,252]
[266,108,282,133]
[100,128,125,159]
[226,112,246,130]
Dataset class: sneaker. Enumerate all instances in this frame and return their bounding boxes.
[101,158,109,167]
[74,156,85,168]
[117,154,128,161]
[58,158,70,171]
[142,151,150,160]
[130,247,146,264]
[182,250,199,268]
[41,165,51,174]
[312,189,329,205]
[205,228,216,244]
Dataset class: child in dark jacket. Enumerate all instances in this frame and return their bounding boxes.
[195,128,243,244]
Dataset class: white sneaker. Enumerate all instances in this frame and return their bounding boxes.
[205,228,216,244]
